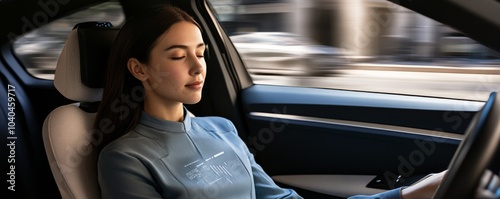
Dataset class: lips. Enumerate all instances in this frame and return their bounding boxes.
[185,80,203,89]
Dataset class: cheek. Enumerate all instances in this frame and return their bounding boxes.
[161,67,185,90]
[143,61,172,89]
[151,62,173,76]
[167,75,181,90]
[148,60,176,80]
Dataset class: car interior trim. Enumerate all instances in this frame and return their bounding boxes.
[272,174,385,198]
[250,111,464,142]
[242,85,485,111]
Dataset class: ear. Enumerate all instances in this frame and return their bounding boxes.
[127,58,148,81]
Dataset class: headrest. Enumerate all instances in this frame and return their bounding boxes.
[54,22,119,102]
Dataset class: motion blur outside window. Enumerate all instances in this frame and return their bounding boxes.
[208,0,500,101]
[13,0,124,80]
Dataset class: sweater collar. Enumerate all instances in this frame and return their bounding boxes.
[138,107,192,133]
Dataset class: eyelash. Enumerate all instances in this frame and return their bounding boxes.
[171,55,204,60]
[171,56,185,60]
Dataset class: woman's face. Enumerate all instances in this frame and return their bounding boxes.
[142,21,206,105]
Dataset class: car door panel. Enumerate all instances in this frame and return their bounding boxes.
[240,84,482,197]
[2,44,64,199]
[273,174,391,198]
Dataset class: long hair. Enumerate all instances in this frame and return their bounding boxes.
[94,5,201,150]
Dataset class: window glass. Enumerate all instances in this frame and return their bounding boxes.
[13,0,125,80]
[208,0,500,101]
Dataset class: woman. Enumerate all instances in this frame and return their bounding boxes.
[95,4,443,199]
[95,5,302,199]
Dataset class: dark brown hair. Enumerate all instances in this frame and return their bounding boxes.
[94,5,201,150]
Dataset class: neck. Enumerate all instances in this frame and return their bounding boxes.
[143,100,184,122]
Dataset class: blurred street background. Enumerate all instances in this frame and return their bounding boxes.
[12,0,500,101]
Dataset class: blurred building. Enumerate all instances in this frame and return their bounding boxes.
[211,0,292,34]
[210,0,498,62]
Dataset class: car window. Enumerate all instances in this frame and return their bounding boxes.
[12,0,125,80]
[208,0,500,101]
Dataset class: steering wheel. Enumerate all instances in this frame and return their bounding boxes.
[433,92,500,198]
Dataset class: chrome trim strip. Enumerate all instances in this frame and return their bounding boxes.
[250,112,464,141]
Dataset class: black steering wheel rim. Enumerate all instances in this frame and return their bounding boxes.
[433,92,500,199]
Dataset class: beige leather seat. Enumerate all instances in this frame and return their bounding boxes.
[42,22,119,199]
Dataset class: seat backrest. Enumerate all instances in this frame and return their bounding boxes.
[42,22,119,199]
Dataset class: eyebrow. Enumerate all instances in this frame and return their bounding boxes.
[165,43,205,51]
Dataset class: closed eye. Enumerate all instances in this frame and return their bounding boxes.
[171,56,185,60]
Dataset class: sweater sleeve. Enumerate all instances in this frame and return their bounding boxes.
[348,187,403,199]
[219,118,303,199]
[98,148,162,199]
[247,149,304,199]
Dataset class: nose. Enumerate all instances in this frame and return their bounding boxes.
[189,55,205,76]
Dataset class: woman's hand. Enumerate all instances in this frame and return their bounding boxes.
[401,170,447,199]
